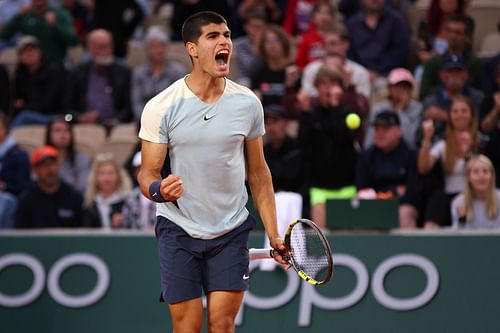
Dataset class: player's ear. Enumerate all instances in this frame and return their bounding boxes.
[186,42,198,58]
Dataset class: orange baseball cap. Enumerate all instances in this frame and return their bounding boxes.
[31,145,59,167]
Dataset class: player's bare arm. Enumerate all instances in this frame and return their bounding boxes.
[137,140,184,202]
[245,137,288,265]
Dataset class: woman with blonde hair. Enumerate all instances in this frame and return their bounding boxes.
[451,155,500,228]
[83,153,132,228]
[418,95,481,228]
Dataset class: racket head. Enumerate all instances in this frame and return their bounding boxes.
[284,218,334,285]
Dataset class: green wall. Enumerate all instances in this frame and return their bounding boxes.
[1,231,500,332]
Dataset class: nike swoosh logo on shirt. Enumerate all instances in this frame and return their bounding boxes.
[204,113,216,121]
[243,274,250,280]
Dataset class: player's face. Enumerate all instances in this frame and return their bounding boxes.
[468,161,492,193]
[191,23,232,77]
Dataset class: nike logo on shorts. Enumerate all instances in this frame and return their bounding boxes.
[243,274,250,280]
[204,113,216,121]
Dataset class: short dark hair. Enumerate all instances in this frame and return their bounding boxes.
[446,14,475,37]
[181,11,228,45]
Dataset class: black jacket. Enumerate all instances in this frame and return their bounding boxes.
[14,181,83,228]
[299,104,358,189]
[13,61,66,116]
[65,61,132,123]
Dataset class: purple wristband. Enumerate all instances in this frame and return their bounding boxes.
[149,181,167,203]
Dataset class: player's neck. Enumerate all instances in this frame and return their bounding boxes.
[185,73,225,104]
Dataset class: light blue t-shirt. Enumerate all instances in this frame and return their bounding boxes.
[139,76,265,239]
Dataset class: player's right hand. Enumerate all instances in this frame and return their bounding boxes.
[160,174,184,201]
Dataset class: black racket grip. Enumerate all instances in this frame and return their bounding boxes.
[271,249,290,261]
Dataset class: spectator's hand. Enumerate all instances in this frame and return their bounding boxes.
[396,185,406,197]
[160,174,184,201]
[0,179,6,191]
[457,205,466,225]
[285,65,300,88]
[342,65,353,88]
[78,110,100,123]
[456,131,473,158]
[45,11,56,26]
[13,99,24,109]
[424,106,448,121]
[422,119,434,141]
[111,212,123,228]
[297,89,311,111]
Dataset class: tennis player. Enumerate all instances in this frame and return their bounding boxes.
[137,11,288,333]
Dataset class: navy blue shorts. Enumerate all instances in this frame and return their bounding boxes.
[155,215,255,304]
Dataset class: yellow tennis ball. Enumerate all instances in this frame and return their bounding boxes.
[345,113,361,129]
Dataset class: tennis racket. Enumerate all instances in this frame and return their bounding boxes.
[249,218,333,285]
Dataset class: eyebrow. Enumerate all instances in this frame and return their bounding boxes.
[204,29,231,38]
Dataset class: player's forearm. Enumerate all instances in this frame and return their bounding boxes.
[247,168,279,240]
[137,168,162,200]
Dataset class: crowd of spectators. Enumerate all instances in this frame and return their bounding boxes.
[0,0,499,231]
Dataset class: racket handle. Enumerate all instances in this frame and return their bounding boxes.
[249,248,274,260]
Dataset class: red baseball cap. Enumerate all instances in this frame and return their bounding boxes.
[31,145,59,167]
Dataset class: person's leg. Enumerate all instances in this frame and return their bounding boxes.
[169,298,204,333]
[310,188,327,229]
[399,204,418,229]
[206,291,245,333]
[155,217,204,331]
[311,203,326,229]
[203,217,254,332]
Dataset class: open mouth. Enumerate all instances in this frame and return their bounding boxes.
[215,49,229,69]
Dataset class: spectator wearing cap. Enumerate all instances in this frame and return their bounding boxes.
[14,145,84,228]
[131,26,188,123]
[10,35,67,128]
[260,104,304,270]
[65,29,132,128]
[0,112,30,197]
[419,14,482,101]
[0,0,77,65]
[120,151,156,230]
[299,65,359,229]
[345,0,410,80]
[356,110,419,228]
[364,68,422,149]
[419,53,484,143]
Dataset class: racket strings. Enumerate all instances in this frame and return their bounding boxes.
[289,224,330,282]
